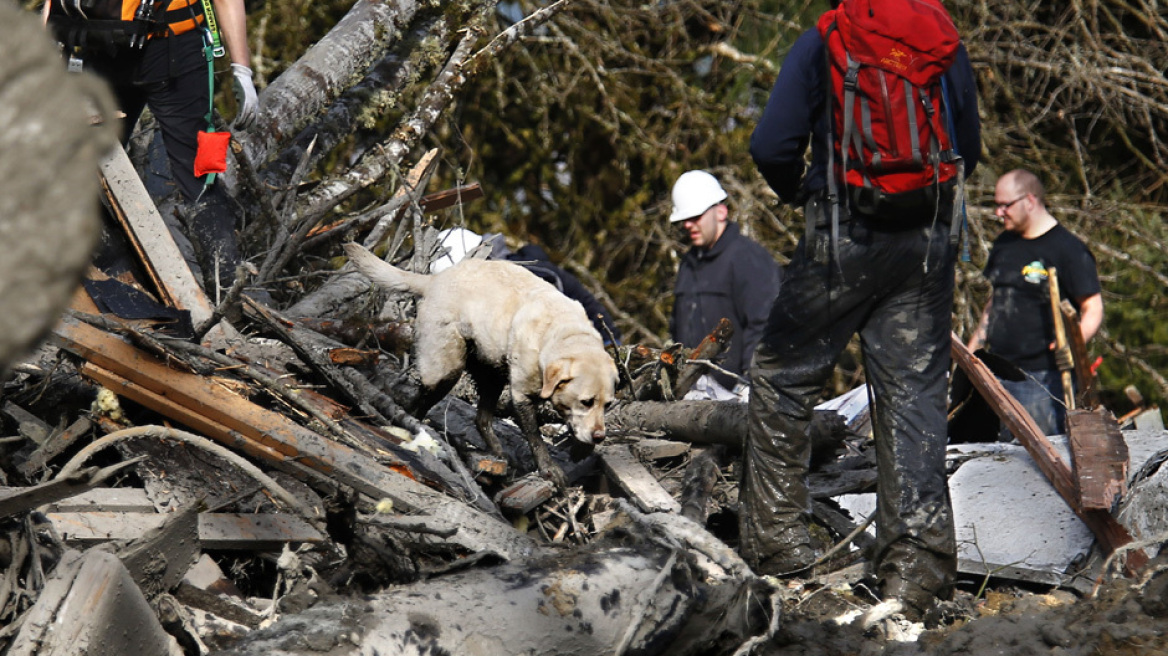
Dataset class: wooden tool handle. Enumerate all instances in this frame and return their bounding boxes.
[1048,268,1075,410]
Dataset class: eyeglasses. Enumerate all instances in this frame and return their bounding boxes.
[995,194,1028,212]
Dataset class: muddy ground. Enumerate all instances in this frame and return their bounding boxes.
[757,560,1168,655]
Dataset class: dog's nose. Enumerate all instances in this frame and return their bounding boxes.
[591,429,606,444]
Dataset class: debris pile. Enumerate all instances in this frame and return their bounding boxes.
[0,142,1166,655]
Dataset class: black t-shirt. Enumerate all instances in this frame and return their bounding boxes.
[983,223,1101,371]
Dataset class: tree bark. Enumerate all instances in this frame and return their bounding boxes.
[210,543,773,656]
[239,0,425,169]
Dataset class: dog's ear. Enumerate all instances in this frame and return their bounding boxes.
[540,359,574,399]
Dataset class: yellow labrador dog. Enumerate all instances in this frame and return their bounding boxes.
[345,243,618,488]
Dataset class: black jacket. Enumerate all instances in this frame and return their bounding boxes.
[671,223,781,387]
[505,245,622,345]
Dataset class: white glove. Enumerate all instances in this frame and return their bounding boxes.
[230,63,258,129]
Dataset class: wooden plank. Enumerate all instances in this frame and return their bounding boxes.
[46,512,323,550]
[98,148,236,346]
[52,316,536,559]
[1067,408,1129,511]
[0,459,144,519]
[6,550,180,656]
[633,439,691,461]
[34,487,155,513]
[950,333,1148,575]
[597,443,680,514]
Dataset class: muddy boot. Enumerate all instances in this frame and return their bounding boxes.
[879,572,941,621]
[753,522,821,577]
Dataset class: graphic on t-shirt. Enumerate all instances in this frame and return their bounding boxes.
[1020,261,1048,285]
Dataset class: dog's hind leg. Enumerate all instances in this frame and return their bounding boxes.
[512,395,567,490]
[465,361,508,461]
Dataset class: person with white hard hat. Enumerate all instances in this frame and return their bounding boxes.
[668,170,781,402]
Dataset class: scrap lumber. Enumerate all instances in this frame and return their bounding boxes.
[608,401,852,459]
[949,333,1148,574]
[98,146,235,345]
[416,182,484,213]
[50,316,537,560]
[609,400,746,445]
[597,443,680,514]
[678,447,721,524]
[0,458,145,518]
[1067,408,1129,511]
[36,486,156,513]
[495,474,556,514]
[45,512,323,551]
[7,550,183,656]
[634,438,691,461]
[672,317,733,399]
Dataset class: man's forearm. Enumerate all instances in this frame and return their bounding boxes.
[211,0,250,67]
[1077,293,1103,343]
[967,302,991,351]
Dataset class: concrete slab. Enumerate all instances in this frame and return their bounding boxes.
[836,429,1168,590]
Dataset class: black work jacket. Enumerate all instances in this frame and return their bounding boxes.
[671,223,781,388]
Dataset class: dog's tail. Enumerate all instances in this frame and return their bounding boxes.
[344,243,433,296]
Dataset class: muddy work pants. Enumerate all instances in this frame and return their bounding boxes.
[740,198,958,602]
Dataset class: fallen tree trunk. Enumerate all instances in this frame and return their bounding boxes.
[609,400,850,458]
[213,542,774,656]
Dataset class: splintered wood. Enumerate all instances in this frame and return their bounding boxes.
[1067,408,1129,511]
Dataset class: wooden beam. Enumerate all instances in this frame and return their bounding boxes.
[98,147,235,346]
[0,458,145,518]
[950,333,1147,575]
[46,512,323,550]
[1067,408,1129,511]
[597,443,680,514]
[31,486,155,513]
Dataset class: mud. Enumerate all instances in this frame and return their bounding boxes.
[759,554,1168,655]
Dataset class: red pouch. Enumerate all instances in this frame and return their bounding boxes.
[194,130,231,177]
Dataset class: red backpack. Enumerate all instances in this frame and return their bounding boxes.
[818,0,961,218]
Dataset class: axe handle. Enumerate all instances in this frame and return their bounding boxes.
[1048,268,1076,410]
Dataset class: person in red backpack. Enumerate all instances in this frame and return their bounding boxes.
[741,0,980,618]
[43,0,257,296]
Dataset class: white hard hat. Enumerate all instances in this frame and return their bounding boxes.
[669,170,728,223]
[430,227,483,273]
